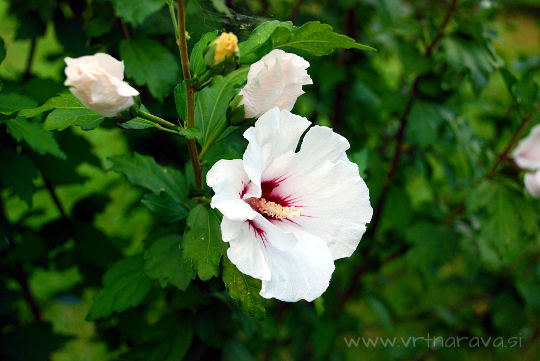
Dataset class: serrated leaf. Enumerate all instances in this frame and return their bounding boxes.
[183,205,226,281]
[5,117,66,159]
[195,67,248,147]
[112,0,165,25]
[116,117,158,130]
[239,21,375,64]
[86,255,152,321]
[276,21,376,55]
[110,152,188,202]
[0,93,37,115]
[190,31,218,77]
[222,257,265,319]
[120,37,178,100]
[142,192,188,223]
[144,235,195,290]
[19,93,104,130]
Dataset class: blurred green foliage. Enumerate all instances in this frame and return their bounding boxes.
[1,0,540,360]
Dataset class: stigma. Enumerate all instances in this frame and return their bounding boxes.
[246,197,303,220]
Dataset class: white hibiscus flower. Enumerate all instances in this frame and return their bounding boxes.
[207,107,373,302]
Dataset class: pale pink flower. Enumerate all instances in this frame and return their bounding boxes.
[512,124,540,170]
[64,53,139,117]
[207,107,372,302]
[524,170,540,199]
[239,49,312,119]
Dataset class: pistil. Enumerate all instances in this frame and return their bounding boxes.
[247,197,302,219]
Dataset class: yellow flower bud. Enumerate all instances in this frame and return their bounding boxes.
[213,32,239,64]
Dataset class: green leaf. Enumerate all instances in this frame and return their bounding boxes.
[406,101,444,147]
[0,93,38,115]
[5,117,66,159]
[183,205,226,281]
[144,235,195,290]
[110,152,188,202]
[19,93,104,131]
[0,37,5,64]
[350,149,368,178]
[238,21,291,63]
[86,255,153,321]
[142,192,188,223]
[120,37,178,100]
[190,31,218,77]
[116,117,158,130]
[443,36,499,94]
[239,21,375,64]
[178,126,202,141]
[120,314,193,361]
[513,76,539,113]
[195,67,248,146]
[222,257,265,319]
[0,147,38,206]
[112,0,165,25]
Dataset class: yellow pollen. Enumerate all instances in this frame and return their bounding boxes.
[247,198,303,219]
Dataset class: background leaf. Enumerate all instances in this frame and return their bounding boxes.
[5,117,66,158]
[120,37,179,100]
[87,255,153,321]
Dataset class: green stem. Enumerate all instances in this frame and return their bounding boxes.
[167,1,179,41]
[176,0,203,189]
[155,124,181,135]
[137,110,177,129]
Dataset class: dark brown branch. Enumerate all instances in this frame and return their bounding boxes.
[14,262,42,321]
[117,18,131,40]
[0,190,41,322]
[335,246,408,313]
[444,102,540,223]
[23,38,37,80]
[335,0,459,312]
[370,0,459,234]
[42,174,69,220]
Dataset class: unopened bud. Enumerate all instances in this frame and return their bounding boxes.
[213,32,239,64]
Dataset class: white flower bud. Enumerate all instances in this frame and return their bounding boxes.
[64,53,139,117]
[524,170,540,199]
[239,49,312,119]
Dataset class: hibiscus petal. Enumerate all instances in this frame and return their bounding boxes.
[222,217,271,281]
[243,108,311,190]
[260,229,335,302]
[263,125,372,260]
[207,159,258,221]
[223,213,298,281]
